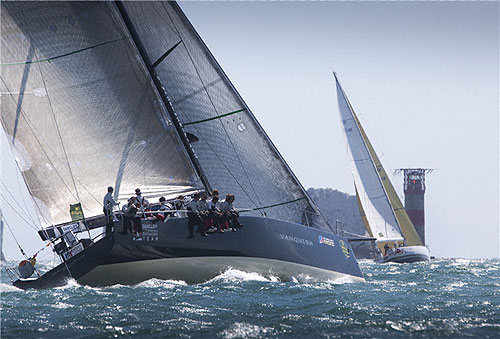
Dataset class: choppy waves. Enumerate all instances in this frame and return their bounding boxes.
[1,258,498,338]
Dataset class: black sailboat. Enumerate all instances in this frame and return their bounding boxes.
[1,1,363,289]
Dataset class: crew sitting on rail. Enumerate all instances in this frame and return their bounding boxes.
[187,192,207,238]
[209,195,224,233]
[173,195,186,217]
[219,194,243,232]
[197,192,213,232]
[158,196,172,219]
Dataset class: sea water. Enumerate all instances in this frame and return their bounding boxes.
[1,258,498,338]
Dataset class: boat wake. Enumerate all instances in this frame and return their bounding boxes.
[206,268,281,284]
[0,282,22,292]
[134,278,187,288]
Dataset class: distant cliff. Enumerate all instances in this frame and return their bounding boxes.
[307,188,372,259]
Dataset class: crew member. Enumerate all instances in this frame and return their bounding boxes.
[103,186,119,234]
[187,192,206,238]
[198,192,211,231]
[135,188,150,218]
[219,194,243,232]
[209,195,223,232]
[158,196,172,219]
[383,243,390,256]
[121,197,139,235]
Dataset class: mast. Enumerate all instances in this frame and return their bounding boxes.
[114,1,212,193]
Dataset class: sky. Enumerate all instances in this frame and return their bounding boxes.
[1,1,498,260]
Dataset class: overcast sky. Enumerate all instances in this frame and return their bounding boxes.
[1,1,498,260]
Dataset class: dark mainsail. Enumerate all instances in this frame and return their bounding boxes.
[116,1,330,230]
[1,1,330,231]
[0,1,203,225]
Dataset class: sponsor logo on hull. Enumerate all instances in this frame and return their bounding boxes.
[133,223,159,242]
[318,236,335,247]
[339,240,350,257]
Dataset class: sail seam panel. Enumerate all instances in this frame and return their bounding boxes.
[0,37,129,66]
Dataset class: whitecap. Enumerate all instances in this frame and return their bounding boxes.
[221,322,274,339]
[52,301,73,309]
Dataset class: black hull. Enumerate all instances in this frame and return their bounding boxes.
[15,216,364,289]
[80,216,363,285]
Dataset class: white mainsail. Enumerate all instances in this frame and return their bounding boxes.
[334,74,403,243]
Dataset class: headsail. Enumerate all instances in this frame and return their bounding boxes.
[0,2,203,226]
[114,1,329,229]
[335,74,407,244]
[356,114,423,246]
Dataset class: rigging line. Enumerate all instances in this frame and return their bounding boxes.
[1,214,29,259]
[241,196,307,212]
[163,7,265,214]
[13,168,38,226]
[32,50,81,203]
[182,108,245,126]
[177,106,265,216]
[0,37,129,66]
[0,192,40,232]
[0,180,39,230]
[0,77,78,202]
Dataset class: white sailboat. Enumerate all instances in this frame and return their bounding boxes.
[334,73,430,264]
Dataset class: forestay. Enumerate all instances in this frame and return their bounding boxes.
[0,2,202,226]
[116,1,329,229]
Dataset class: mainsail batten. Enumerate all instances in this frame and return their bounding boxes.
[1,1,203,225]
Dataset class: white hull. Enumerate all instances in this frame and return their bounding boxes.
[78,256,365,286]
[377,246,430,264]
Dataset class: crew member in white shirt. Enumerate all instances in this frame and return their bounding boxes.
[103,186,119,234]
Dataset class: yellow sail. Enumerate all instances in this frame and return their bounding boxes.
[355,185,373,238]
[352,112,423,247]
